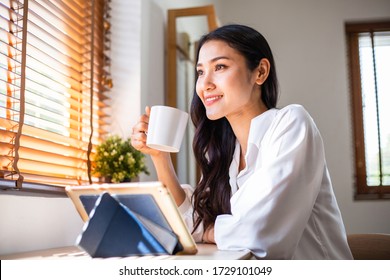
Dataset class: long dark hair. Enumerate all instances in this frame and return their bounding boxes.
[190,24,279,232]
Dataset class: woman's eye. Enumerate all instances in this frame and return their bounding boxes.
[215,64,226,71]
[197,69,204,76]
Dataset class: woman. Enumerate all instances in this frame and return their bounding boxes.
[131,24,353,259]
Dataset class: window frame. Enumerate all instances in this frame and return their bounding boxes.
[346,20,390,200]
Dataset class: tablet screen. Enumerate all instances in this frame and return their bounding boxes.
[80,194,172,231]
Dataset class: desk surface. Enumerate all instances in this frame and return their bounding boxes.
[1,244,252,260]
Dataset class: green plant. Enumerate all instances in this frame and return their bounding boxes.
[92,135,149,183]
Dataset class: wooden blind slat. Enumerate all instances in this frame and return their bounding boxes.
[0,132,89,158]
[15,158,86,178]
[0,119,100,151]
[30,0,85,34]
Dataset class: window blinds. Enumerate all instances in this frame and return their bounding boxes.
[0,0,111,189]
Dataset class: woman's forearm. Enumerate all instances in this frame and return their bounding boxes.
[151,153,186,206]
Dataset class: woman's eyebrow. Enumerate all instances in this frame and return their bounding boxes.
[197,56,230,67]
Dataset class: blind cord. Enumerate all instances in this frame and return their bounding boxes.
[87,0,96,184]
[12,0,30,189]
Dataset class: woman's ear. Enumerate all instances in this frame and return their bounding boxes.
[255,58,270,86]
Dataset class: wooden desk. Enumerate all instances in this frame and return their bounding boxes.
[1,243,252,260]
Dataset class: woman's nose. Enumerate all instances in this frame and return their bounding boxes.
[198,73,216,91]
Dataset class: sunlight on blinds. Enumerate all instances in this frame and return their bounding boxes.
[0,0,111,187]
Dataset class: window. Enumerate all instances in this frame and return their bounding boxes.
[346,20,390,199]
[0,0,112,193]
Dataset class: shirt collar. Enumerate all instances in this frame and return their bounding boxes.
[247,108,278,148]
[229,108,278,193]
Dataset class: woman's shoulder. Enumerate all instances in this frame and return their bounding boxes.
[250,104,318,146]
[268,104,319,136]
[275,104,313,124]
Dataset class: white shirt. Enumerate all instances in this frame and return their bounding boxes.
[179,104,353,259]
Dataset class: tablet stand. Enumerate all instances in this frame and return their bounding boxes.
[76,192,180,258]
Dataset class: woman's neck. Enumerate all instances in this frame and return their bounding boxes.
[228,106,267,153]
[227,103,268,170]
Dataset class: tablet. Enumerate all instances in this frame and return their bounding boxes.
[65,181,197,255]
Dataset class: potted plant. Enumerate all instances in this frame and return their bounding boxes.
[92,135,149,183]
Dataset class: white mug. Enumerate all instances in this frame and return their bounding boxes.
[146,105,189,153]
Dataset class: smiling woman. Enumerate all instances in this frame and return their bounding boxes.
[195,40,270,121]
[131,24,353,259]
[0,0,112,192]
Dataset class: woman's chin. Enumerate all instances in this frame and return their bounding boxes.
[206,110,224,121]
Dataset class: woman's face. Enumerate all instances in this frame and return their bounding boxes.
[196,40,264,121]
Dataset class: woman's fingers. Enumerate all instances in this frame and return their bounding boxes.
[130,106,160,156]
[145,106,151,117]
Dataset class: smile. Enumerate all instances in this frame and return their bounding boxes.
[204,95,223,105]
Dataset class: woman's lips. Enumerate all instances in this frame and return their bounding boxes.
[204,95,223,106]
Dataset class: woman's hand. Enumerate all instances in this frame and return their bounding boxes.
[131,106,186,206]
[131,106,163,157]
[202,226,216,244]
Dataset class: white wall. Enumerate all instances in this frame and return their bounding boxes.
[0,194,84,255]
[109,0,142,139]
[1,0,389,256]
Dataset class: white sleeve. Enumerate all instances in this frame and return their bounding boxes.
[214,107,325,259]
[178,184,204,242]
